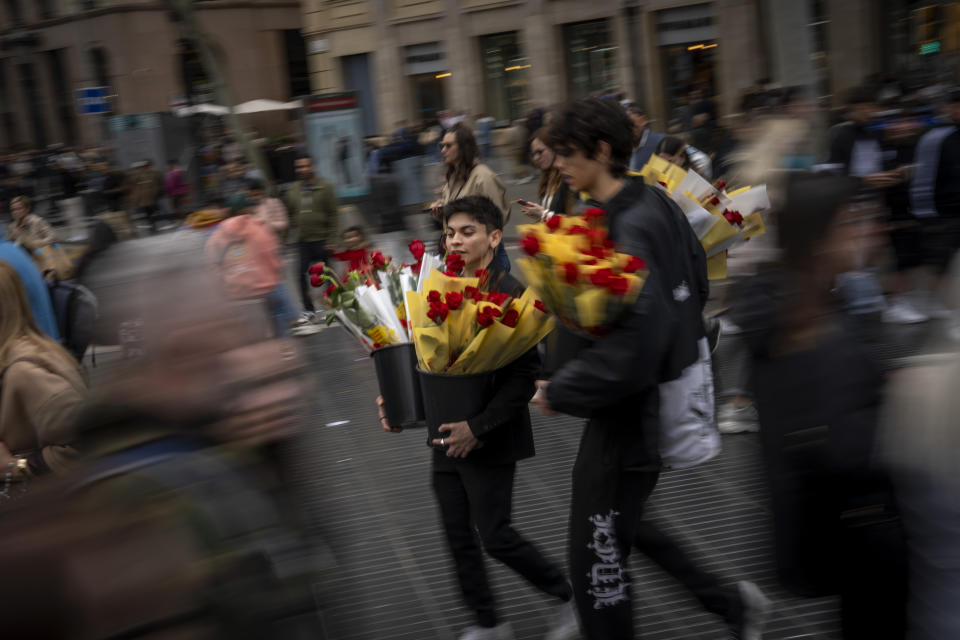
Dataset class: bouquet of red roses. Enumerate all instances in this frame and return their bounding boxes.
[516,208,649,335]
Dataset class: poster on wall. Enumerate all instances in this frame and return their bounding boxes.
[302,93,369,199]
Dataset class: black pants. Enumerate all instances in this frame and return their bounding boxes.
[433,454,572,628]
[297,241,328,312]
[569,423,741,639]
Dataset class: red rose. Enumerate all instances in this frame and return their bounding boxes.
[309,275,323,288]
[427,290,442,303]
[545,215,563,231]
[412,260,422,275]
[583,208,605,226]
[501,308,520,328]
[477,309,495,328]
[583,259,598,266]
[445,291,464,310]
[444,270,458,277]
[326,283,340,295]
[490,307,503,317]
[464,285,482,301]
[486,292,509,306]
[371,251,387,269]
[710,196,720,206]
[566,225,589,236]
[308,262,325,275]
[657,181,668,188]
[521,234,540,256]
[714,179,727,191]
[582,246,607,260]
[563,262,578,284]
[608,275,630,295]
[623,255,647,273]
[534,300,548,313]
[722,209,744,227]
[445,253,465,273]
[589,268,614,287]
[427,301,449,324]
[474,269,490,288]
[603,238,615,249]
[408,239,426,261]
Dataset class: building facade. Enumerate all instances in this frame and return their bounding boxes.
[302,0,901,136]
[0,0,307,151]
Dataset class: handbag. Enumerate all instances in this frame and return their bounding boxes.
[658,337,722,470]
[33,243,76,281]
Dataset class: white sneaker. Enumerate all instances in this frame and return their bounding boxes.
[882,297,929,324]
[544,601,580,640]
[458,623,515,640]
[718,403,760,434]
[289,323,322,337]
[292,311,314,326]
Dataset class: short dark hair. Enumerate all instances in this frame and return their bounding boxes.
[547,98,633,178]
[443,195,503,232]
[245,177,265,192]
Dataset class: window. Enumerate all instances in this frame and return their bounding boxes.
[38,0,54,19]
[18,62,47,148]
[5,0,23,25]
[0,61,16,147]
[479,32,528,123]
[46,49,77,145]
[283,29,310,99]
[563,20,618,99]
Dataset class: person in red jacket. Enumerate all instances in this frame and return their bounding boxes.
[329,225,372,279]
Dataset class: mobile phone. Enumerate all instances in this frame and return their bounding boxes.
[514,199,531,206]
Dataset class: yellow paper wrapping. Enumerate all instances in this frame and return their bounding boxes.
[445,301,480,363]
[741,211,766,239]
[707,252,728,280]
[574,288,609,329]
[422,270,479,296]
[699,216,739,255]
[413,326,451,372]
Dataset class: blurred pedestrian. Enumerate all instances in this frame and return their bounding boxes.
[475,112,495,162]
[126,159,163,233]
[538,98,770,640]
[284,153,339,326]
[431,122,510,271]
[627,105,666,171]
[731,172,907,639]
[519,128,575,222]
[164,159,188,220]
[827,86,896,188]
[6,195,56,251]
[655,135,712,179]
[911,88,960,324]
[0,261,86,478]
[205,194,295,337]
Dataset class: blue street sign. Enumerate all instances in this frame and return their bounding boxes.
[76,86,111,115]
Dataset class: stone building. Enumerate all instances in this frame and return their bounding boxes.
[0,0,308,151]
[302,0,904,137]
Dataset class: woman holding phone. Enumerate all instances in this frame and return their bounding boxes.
[520,128,576,222]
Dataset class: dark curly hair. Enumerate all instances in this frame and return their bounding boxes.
[442,195,503,232]
[546,98,633,178]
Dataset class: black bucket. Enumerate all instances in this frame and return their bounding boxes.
[417,369,494,450]
[542,324,595,377]
[371,343,426,429]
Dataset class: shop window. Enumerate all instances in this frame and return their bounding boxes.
[563,19,618,99]
[479,31,529,123]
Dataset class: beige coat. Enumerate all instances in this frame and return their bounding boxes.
[0,338,86,473]
[440,163,511,222]
[10,213,56,251]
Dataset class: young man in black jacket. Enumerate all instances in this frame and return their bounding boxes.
[535,98,771,640]
[378,195,577,640]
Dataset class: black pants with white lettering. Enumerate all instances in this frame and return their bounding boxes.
[433,452,572,628]
[569,421,742,639]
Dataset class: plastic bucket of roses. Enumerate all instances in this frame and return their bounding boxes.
[417,369,494,451]
[371,343,427,429]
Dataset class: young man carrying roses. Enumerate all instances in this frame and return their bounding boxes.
[533,98,772,640]
[378,196,578,640]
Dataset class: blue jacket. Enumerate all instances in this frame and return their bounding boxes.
[629,128,667,172]
[0,238,60,340]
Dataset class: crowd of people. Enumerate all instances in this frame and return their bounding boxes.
[0,73,958,640]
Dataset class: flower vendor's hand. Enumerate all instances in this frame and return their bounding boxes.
[532,380,557,416]
[377,395,403,433]
[434,421,478,458]
[520,201,546,221]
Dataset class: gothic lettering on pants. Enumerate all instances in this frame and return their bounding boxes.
[586,510,629,609]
